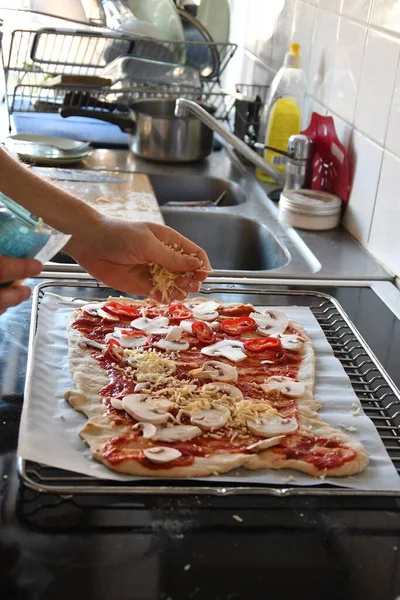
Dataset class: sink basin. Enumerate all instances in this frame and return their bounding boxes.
[149,174,246,206]
[161,210,290,271]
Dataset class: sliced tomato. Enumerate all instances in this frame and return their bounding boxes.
[168,302,192,323]
[192,320,215,344]
[218,304,254,317]
[221,316,256,336]
[103,301,140,319]
[244,337,281,353]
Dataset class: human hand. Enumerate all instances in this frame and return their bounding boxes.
[0,256,42,315]
[64,219,212,301]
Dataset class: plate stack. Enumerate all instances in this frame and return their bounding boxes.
[5,134,91,166]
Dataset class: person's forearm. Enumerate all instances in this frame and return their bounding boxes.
[0,147,101,236]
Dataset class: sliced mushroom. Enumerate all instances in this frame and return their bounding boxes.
[82,302,104,316]
[184,300,220,313]
[143,447,182,464]
[155,424,202,442]
[105,329,147,348]
[251,309,289,335]
[247,435,285,451]
[193,310,219,321]
[110,398,124,410]
[277,334,303,351]
[190,405,230,431]
[180,320,196,335]
[97,307,120,321]
[201,340,247,363]
[79,337,106,351]
[260,376,305,397]
[189,360,238,382]
[165,326,183,341]
[134,382,152,393]
[247,416,298,438]
[202,382,244,401]
[133,422,157,439]
[130,316,170,334]
[154,339,190,351]
[122,394,173,424]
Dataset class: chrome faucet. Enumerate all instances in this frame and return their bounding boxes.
[174,98,313,189]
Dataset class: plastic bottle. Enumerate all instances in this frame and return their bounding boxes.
[256,43,307,184]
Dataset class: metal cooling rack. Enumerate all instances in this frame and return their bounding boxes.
[18,281,400,497]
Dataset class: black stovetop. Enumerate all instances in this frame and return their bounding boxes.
[1,281,400,600]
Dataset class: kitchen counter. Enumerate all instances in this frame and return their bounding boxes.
[43,146,392,282]
[2,279,400,600]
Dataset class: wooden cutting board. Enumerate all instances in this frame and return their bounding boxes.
[32,168,164,225]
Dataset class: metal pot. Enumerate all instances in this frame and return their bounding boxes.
[60,98,216,163]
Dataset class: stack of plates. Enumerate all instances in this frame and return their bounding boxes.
[5,134,91,166]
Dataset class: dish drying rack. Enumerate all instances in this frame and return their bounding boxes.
[1,27,237,129]
[18,282,400,498]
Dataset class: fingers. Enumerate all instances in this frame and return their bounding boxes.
[147,223,212,273]
[0,285,31,315]
[0,256,42,284]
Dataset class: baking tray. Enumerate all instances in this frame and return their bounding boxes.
[18,280,400,496]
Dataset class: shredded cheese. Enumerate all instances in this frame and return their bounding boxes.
[118,346,279,434]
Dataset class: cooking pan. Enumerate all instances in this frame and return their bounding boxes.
[60,98,216,163]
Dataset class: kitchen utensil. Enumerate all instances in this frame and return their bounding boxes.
[100,55,202,90]
[60,98,216,163]
[7,134,90,155]
[177,7,220,79]
[43,74,112,88]
[301,112,350,205]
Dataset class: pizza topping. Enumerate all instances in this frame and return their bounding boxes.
[189,360,238,382]
[154,339,190,351]
[184,300,220,313]
[79,337,106,351]
[190,405,230,431]
[168,303,193,323]
[220,316,256,336]
[251,309,289,336]
[133,422,158,439]
[130,316,170,334]
[218,303,254,317]
[273,334,303,351]
[202,382,244,401]
[103,301,140,319]
[244,337,281,353]
[105,328,148,348]
[82,302,105,316]
[246,435,286,451]
[165,325,183,341]
[192,321,215,344]
[155,424,202,442]
[247,416,298,438]
[110,398,124,410]
[134,382,152,392]
[143,446,182,463]
[122,394,173,424]
[97,307,120,321]
[201,340,247,362]
[261,376,305,398]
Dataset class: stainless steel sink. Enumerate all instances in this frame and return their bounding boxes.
[162,210,289,270]
[149,174,246,206]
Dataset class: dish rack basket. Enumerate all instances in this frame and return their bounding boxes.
[1,27,237,127]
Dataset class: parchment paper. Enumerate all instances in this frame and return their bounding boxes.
[18,293,400,490]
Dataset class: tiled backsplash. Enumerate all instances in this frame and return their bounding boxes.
[225,0,400,281]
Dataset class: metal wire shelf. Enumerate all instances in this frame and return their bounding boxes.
[2,27,237,121]
[18,282,400,498]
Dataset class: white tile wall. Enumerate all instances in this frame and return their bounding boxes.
[226,0,400,278]
[308,9,340,104]
[342,130,383,243]
[330,18,366,122]
[354,30,400,144]
[368,151,400,275]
